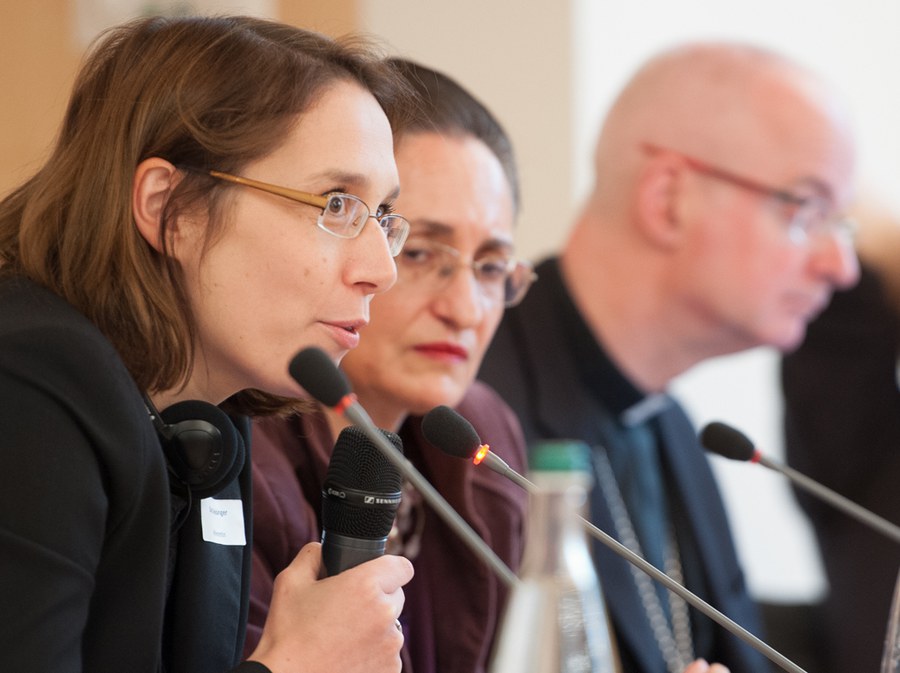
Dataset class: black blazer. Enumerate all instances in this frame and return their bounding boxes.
[479,258,769,673]
[0,276,261,673]
[782,263,900,673]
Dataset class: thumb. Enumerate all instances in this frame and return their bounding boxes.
[340,553,414,593]
[288,541,325,582]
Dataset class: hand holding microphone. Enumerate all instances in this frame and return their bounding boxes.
[249,541,411,673]
[247,352,416,673]
[288,347,518,588]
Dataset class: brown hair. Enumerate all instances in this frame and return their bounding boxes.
[389,58,520,212]
[0,15,413,413]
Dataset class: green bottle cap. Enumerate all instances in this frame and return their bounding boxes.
[529,440,592,472]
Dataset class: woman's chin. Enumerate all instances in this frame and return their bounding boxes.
[405,382,467,417]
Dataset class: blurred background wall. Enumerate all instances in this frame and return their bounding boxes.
[4,0,899,612]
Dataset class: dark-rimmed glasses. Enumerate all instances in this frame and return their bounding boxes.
[642,143,856,243]
[199,169,410,256]
[396,238,537,308]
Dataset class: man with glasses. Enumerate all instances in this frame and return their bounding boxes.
[480,42,858,673]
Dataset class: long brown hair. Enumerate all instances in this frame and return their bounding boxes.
[0,16,413,413]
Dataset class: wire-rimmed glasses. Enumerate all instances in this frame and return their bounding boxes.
[396,238,536,307]
[199,169,410,256]
[641,143,856,244]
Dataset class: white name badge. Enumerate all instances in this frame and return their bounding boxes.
[200,498,247,546]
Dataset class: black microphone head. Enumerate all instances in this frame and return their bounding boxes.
[700,421,757,462]
[421,405,482,460]
[288,347,351,407]
[322,425,403,539]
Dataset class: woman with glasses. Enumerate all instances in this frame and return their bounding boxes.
[247,60,535,673]
[0,15,416,673]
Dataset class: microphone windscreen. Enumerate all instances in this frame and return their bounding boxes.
[421,405,482,459]
[288,347,351,407]
[322,425,403,539]
[699,421,756,461]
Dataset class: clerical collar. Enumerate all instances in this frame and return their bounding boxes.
[542,258,672,428]
[621,393,672,427]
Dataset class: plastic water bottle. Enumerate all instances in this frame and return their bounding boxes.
[490,440,620,673]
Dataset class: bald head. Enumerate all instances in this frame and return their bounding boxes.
[592,43,855,216]
[562,42,859,386]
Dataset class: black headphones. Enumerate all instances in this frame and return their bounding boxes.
[144,395,245,499]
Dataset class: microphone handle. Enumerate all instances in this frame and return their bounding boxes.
[756,455,900,545]
[343,403,519,588]
[486,451,806,673]
[321,532,388,576]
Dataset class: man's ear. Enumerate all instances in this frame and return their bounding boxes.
[635,154,684,249]
[133,158,179,253]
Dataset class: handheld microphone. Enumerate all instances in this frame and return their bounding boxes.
[288,347,518,588]
[422,405,807,673]
[699,421,900,545]
[321,425,403,576]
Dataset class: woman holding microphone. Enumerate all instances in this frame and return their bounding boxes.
[0,15,415,673]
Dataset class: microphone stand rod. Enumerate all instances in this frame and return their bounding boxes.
[344,404,519,588]
[756,455,900,544]
[485,453,806,673]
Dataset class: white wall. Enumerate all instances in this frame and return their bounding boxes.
[359,0,900,603]
[358,0,578,262]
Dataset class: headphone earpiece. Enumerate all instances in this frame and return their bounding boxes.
[144,395,245,499]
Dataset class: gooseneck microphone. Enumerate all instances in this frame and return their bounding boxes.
[321,425,403,576]
[422,405,807,673]
[700,421,900,545]
[421,407,534,492]
[288,347,518,588]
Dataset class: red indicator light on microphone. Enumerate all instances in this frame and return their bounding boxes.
[334,392,358,415]
[473,444,490,465]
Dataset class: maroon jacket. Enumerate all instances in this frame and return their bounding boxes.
[245,381,528,673]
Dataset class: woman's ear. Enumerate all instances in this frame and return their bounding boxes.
[635,153,684,249]
[133,158,179,253]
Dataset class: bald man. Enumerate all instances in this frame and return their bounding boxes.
[480,43,858,673]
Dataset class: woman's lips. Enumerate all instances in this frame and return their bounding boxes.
[413,342,469,361]
[321,320,365,351]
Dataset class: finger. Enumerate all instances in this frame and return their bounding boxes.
[682,659,710,673]
[343,553,414,593]
[285,541,324,584]
[384,584,406,620]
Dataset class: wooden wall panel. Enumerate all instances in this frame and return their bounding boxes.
[278,0,358,35]
[0,1,81,195]
[0,1,360,195]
